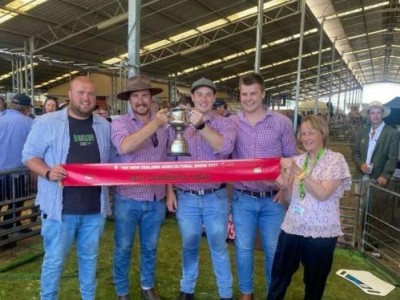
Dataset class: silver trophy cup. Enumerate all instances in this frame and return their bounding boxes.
[168,107,191,156]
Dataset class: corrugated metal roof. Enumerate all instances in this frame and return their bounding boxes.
[0,0,397,102]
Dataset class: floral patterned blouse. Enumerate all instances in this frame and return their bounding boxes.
[281,149,352,238]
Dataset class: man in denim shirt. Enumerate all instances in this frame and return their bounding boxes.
[0,94,33,237]
[22,76,111,300]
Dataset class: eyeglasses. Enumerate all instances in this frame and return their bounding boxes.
[151,132,159,147]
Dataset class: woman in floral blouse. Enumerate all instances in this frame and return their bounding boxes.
[268,115,352,300]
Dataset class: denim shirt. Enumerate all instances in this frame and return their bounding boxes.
[0,109,32,170]
[22,109,112,221]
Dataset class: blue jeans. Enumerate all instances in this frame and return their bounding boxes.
[232,190,286,294]
[176,188,233,298]
[113,193,166,296]
[40,214,106,300]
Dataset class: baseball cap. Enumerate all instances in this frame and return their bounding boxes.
[11,94,33,107]
[190,77,217,94]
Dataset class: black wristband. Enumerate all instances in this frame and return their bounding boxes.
[195,122,206,130]
[45,170,51,181]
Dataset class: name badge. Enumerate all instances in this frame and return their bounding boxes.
[293,204,305,217]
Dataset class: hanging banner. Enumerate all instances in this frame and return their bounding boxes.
[62,158,281,187]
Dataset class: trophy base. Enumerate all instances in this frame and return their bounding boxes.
[167,151,191,157]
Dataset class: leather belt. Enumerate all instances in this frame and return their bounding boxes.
[236,189,278,199]
[178,184,227,196]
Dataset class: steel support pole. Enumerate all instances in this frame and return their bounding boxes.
[126,0,141,113]
[293,0,306,133]
[29,38,35,101]
[127,0,141,77]
[11,60,16,93]
[327,39,336,123]
[254,0,263,73]
[24,42,29,94]
[314,18,325,114]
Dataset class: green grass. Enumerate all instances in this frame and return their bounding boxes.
[0,217,399,299]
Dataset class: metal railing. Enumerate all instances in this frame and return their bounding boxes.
[360,180,400,279]
[0,168,40,248]
[338,179,361,248]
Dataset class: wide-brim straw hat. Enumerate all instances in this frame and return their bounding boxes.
[360,101,391,118]
[117,74,163,100]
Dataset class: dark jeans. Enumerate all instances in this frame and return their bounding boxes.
[267,231,337,300]
[0,173,28,229]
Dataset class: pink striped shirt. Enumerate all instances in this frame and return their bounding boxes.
[231,109,297,192]
[111,111,170,200]
[175,112,236,191]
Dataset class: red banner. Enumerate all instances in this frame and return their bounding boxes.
[62,158,280,186]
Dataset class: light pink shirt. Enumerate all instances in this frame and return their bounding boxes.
[111,111,171,201]
[175,113,235,191]
[231,109,297,192]
[281,149,352,238]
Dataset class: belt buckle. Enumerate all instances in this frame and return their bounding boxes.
[197,189,205,196]
[260,192,267,198]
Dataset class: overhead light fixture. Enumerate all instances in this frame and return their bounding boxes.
[223,60,247,69]
[180,43,210,56]
[97,13,128,30]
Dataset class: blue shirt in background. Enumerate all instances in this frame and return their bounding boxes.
[0,109,32,170]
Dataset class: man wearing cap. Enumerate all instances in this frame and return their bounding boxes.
[167,77,235,300]
[111,74,170,300]
[22,76,111,300]
[0,94,33,238]
[231,73,297,299]
[353,101,399,186]
[213,99,231,117]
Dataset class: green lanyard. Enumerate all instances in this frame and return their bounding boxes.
[299,148,326,199]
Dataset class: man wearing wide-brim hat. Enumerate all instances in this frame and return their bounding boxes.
[353,101,399,185]
[111,73,170,300]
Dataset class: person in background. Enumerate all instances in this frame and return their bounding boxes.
[0,96,6,115]
[96,105,112,122]
[213,99,231,117]
[353,101,399,186]
[267,115,352,300]
[43,96,59,114]
[151,96,162,112]
[58,100,70,110]
[111,74,170,300]
[0,94,33,240]
[22,76,111,300]
[167,77,235,300]
[231,73,297,299]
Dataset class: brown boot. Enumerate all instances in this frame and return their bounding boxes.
[239,293,253,300]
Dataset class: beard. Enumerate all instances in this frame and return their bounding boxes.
[132,103,150,116]
[69,102,95,119]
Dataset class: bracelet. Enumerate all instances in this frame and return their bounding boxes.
[195,122,206,130]
[45,170,51,181]
[297,171,308,181]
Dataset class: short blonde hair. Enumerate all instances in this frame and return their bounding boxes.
[298,115,329,146]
